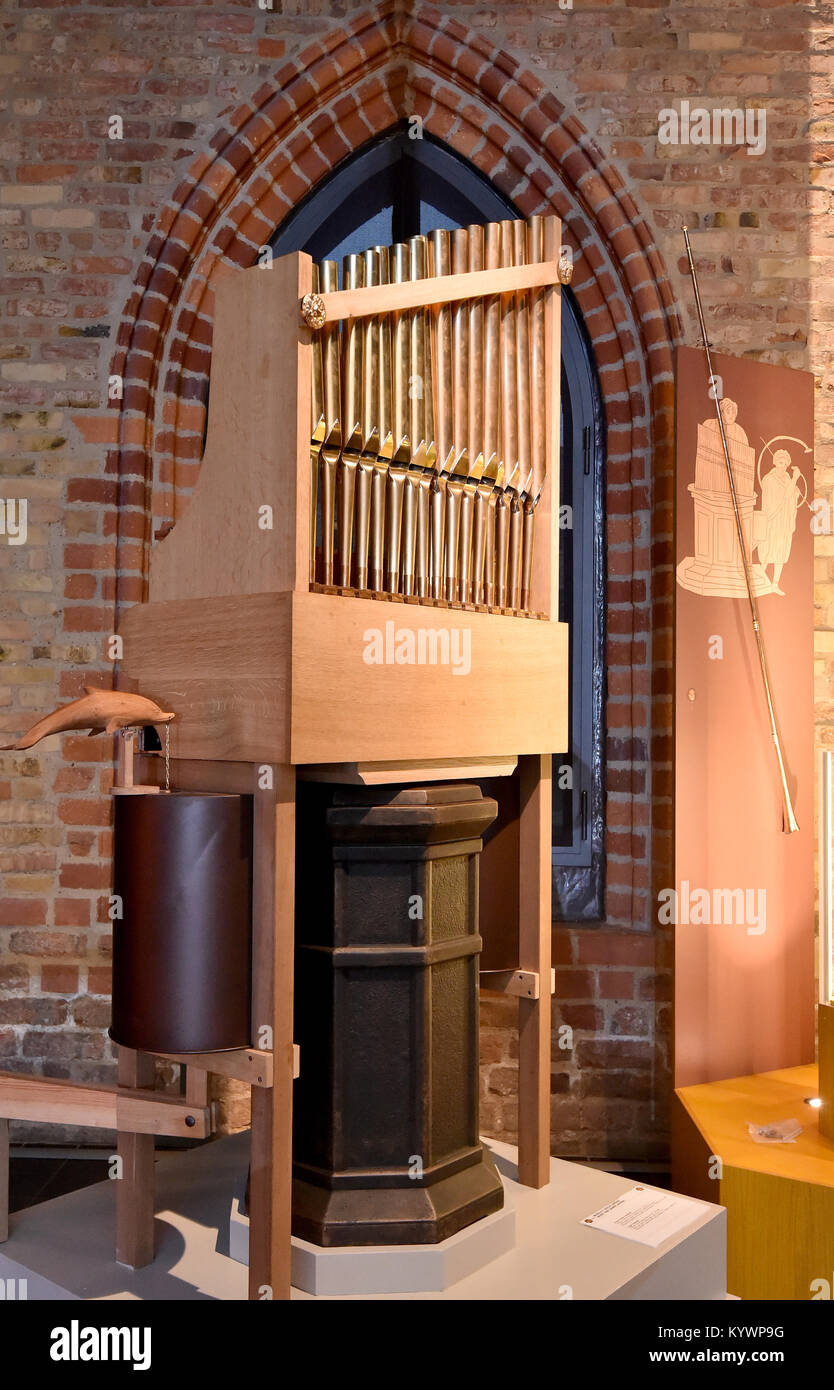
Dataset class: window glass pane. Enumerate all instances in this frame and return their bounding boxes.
[325,208,394,270]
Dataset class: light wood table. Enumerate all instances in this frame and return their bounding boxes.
[674,1064,834,1299]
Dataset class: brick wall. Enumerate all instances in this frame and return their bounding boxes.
[0,0,821,1162]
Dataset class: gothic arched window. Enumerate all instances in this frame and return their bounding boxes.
[271,124,605,920]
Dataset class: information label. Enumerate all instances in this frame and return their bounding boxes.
[580,1186,705,1248]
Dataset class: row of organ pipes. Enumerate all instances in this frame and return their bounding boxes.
[309,214,558,614]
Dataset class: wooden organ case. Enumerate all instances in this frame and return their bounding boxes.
[114,215,569,1297]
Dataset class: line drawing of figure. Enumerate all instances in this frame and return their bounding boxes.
[694,397,756,496]
[754,448,802,595]
[677,388,810,600]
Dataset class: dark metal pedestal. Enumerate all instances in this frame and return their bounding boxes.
[292,781,502,1247]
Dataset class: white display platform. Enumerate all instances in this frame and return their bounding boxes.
[0,1132,728,1300]
[229,1189,517,1295]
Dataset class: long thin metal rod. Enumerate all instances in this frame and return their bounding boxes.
[682,225,798,834]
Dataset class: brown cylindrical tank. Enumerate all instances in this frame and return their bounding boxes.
[110,792,253,1054]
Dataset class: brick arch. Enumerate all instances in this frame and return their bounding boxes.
[114,0,678,931]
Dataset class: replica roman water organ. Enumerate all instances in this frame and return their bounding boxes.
[0,216,570,1298]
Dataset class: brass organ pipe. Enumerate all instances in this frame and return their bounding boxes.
[319,258,341,588]
[499,220,519,483]
[410,235,433,598]
[468,224,485,472]
[460,223,485,602]
[513,219,532,495]
[309,262,325,584]
[496,222,520,608]
[527,214,547,502]
[451,228,469,460]
[509,221,530,614]
[354,248,380,590]
[495,463,518,609]
[520,491,538,613]
[445,227,470,601]
[483,222,502,469]
[482,222,503,607]
[429,228,453,600]
[508,469,531,611]
[508,491,523,610]
[386,242,410,593]
[369,246,390,592]
[400,237,424,596]
[521,214,547,613]
[338,253,365,587]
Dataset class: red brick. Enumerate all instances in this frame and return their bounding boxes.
[87,967,112,995]
[41,964,79,994]
[0,899,47,927]
[58,799,111,827]
[59,861,110,890]
[64,574,97,599]
[597,970,636,1000]
[576,933,656,967]
[55,897,91,927]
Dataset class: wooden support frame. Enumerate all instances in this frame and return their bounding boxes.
[248,764,296,1302]
[0,1070,209,1137]
[480,967,555,1000]
[517,754,553,1188]
[157,1048,274,1089]
[115,1049,157,1268]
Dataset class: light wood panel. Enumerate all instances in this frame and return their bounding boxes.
[316,260,562,323]
[119,592,292,764]
[149,253,313,604]
[120,589,568,768]
[248,765,296,1302]
[517,754,552,1188]
[289,592,568,766]
[723,1164,834,1300]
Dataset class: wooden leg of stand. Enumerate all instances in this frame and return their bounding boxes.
[116,1048,156,1267]
[0,1118,8,1242]
[185,1067,209,1109]
[517,753,552,1188]
[249,764,295,1301]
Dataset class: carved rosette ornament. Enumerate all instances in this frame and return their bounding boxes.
[300,291,326,330]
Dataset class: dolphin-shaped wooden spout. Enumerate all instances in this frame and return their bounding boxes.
[0,688,176,752]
